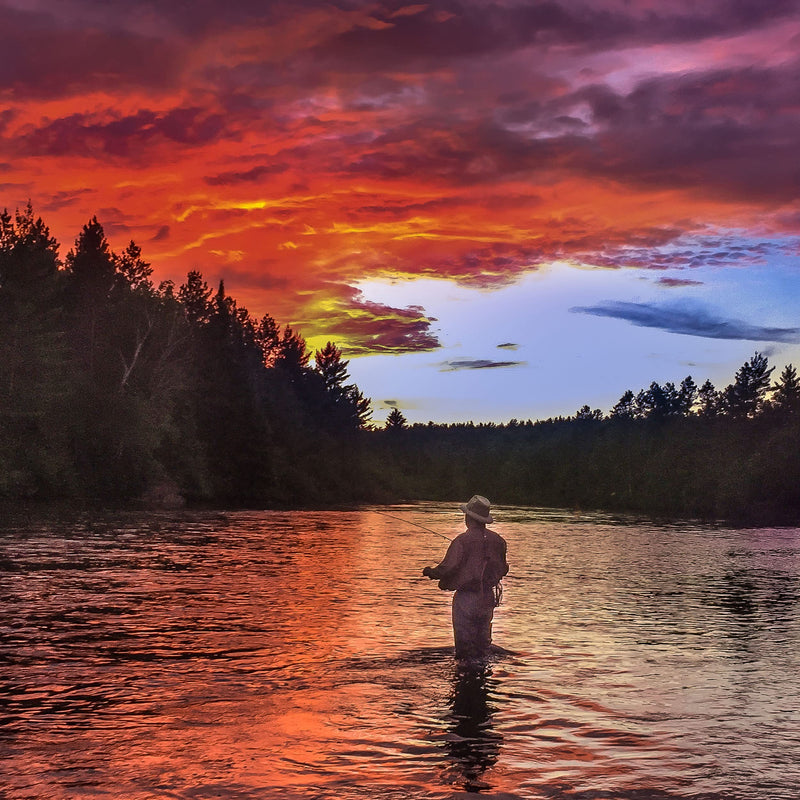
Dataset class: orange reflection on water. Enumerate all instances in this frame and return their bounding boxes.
[1,509,799,799]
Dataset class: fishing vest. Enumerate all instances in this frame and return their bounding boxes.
[438,528,508,592]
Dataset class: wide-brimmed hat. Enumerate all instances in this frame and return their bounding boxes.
[460,495,493,524]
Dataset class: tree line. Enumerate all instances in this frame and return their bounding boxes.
[2,204,799,521]
[377,354,800,522]
[0,204,372,506]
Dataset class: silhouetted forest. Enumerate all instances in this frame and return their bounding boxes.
[2,205,799,521]
[0,204,372,507]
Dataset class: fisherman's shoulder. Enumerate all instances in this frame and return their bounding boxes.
[447,531,469,549]
[485,528,507,544]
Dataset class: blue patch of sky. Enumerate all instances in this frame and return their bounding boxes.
[348,249,800,424]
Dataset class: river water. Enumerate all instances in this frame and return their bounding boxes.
[1,505,798,799]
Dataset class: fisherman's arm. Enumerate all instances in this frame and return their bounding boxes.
[422,537,462,579]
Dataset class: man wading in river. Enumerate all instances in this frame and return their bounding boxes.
[423,496,509,660]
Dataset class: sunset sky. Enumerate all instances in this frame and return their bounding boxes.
[3,0,799,423]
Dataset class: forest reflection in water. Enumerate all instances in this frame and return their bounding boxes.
[1,505,799,800]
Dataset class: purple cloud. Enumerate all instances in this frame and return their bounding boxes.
[15,108,227,159]
[571,300,800,342]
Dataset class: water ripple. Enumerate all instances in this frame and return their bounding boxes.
[1,508,798,799]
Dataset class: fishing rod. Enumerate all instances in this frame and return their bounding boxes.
[371,509,453,542]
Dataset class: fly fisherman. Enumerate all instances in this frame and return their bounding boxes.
[423,496,509,660]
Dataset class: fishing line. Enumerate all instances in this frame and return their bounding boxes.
[371,509,453,541]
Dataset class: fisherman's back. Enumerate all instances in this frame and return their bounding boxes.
[431,525,508,592]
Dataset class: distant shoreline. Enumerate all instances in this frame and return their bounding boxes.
[2,495,798,529]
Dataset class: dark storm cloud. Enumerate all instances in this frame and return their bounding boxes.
[10,0,794,206]
[19,0,799,43]
[497,342,519,350]
[312,0,799,72]
[571,300,800,343]
[569,63,800,202]
[6,0,798,110]
[339,69,793,204]
[0,6,180,98]
[16,108,227,159]
[330,54,800,203]
[33,0,365,36]
[311,2,582,69]
[439,358,527,372]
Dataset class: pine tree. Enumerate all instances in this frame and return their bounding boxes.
[314,341,349,395]
[1,202,60,291]
[346,385,373,430]
[677,376,698,415]
[385,407,407,430]
[65,216,116,300]
[115,240,153,292]
[312,341,373,431]
[255,313,281,367]
[610,389,636,419]
[635,382,671,418]
[574,404,602,420]
[178,270,213,325]
[697,379,719,418]
[276,326,311,374]
[772,364,800,414]
[721,352,774,418]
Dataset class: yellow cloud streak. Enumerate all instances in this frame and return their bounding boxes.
[322,218,534,244]
[155,220,288,259]
[175,194,324,222]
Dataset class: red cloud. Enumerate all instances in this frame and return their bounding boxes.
[4,0,799,360]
